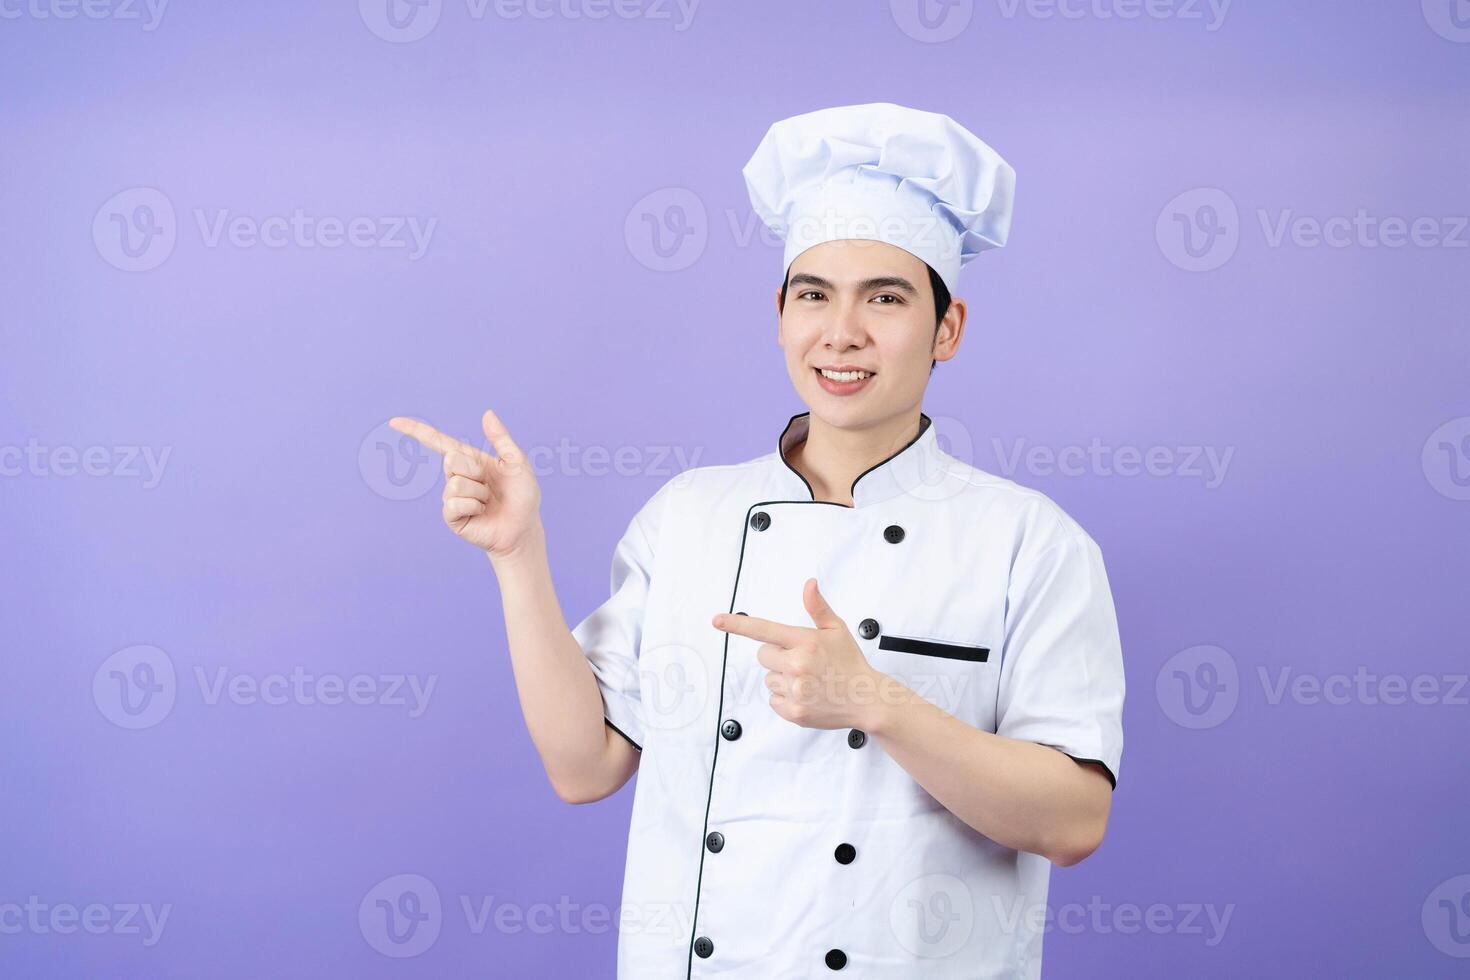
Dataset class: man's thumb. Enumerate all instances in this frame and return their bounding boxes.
[803,577,842,629]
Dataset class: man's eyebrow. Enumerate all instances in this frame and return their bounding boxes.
[788,273,920,296]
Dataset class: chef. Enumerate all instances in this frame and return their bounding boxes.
[391,102,1125,979]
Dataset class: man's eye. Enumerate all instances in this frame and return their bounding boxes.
[872,293,903,305]
[798,290,824,301]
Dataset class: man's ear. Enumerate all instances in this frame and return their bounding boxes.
[933,297,967,364]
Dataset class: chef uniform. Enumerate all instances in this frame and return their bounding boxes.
[570,103,1125,979]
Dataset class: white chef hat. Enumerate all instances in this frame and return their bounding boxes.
[741,102,1016,294]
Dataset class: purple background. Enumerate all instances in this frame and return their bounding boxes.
[3,1,1468,976]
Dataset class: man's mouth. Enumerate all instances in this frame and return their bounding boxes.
[817,367,872,382]
[813,365,875,395]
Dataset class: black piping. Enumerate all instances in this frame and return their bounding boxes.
[684,498,846,978]
[1062,754,1117,791]
[684,416,941,976]
[604,717,641,752]
[777,411,933,506]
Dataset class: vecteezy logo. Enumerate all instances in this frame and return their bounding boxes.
[359,873,442,957]
[1156,188,1240,272]
[93,188,177,272]
[1156,644,1238,729]
[359,0,442,42]
[897,413,973,502]
[1423,874,1470,957]
[890,873,973,958]
[1423,0,1470,42]
[93,645,177,729]
[359,418,441,501]
[624,188,708,272]
[889,0,974,43]
[631,642,709,735]
[1422,417,1470,501]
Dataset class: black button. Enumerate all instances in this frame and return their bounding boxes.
[735,611,747,616]
[883,524,905,544]
[749,511,770,531]
[694,936,714,958]
[825,948,847,970]
[847,729,867,749]
[834,843,856,865]
[706,831,725,853]
[857,618,880,640]
[721,719,742,741]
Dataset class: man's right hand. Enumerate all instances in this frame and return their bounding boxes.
[389,409,543,560]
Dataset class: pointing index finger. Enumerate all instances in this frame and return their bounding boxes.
[389,417,485,461]
[712,611,806,648]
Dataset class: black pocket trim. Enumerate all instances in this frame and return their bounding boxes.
[877,634,990,662]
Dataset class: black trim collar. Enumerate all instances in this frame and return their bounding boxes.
[776,411,935,508]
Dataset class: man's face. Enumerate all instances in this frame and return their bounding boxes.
[777,239,965,432]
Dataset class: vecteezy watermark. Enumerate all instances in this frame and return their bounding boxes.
[890,873,974,957]
[359,417,705,501]
[360,874,442,958]
[608,642,711,737]
[1156,644,1239,729]
[1259,666,1468,708]
[991,0,1230,29]
[624,187,709,272]
[1156,644,1469,729]
[1256,209,1470,250]
[193,209,436,259]
[358,0,700,42]
[1423,874,1470,958]
[732,658,975,717]
[628,188,966,274]
[1155,188,1240,272]
[0,440,171,488]
[458,895,689,937]
[990,437,1234,489]
[193,666,436,717]
[617,639,979,743]
[989,895,1234,947]
[1422,417,1470,501]
[92,187,176,272]
[888,0,974,43]
[359,873,692,958]
[1157,187,1470,271]
[92,188,437,272]
[0,898,171,946]
[93,645,178,730]
[92,646,438,729]
[0,0,168,30]
[888,0,1230,43]
[1422,0,1470,43]
[360,418,443,502]
[520,439,704,479]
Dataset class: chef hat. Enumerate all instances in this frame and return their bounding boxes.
[741,102,1016,293]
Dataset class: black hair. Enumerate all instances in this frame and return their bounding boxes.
[777,263,952,372]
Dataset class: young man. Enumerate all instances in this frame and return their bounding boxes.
[391,103,1125,979]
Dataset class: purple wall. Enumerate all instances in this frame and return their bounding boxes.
[2,1,1467,976]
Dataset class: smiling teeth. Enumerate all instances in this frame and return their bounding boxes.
[820,369,870,382]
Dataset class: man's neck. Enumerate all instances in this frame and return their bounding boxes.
[788,410,924,506]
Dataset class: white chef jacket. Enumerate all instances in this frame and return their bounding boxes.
[570,412,1125,979]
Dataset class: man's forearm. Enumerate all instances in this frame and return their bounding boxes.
[863,676,1111,866]
[488,525,635,802]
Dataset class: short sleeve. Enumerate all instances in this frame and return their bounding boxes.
[995,530,1125,789]
[569,480,673,752]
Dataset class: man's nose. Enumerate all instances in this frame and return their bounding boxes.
[822,304,869,349]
